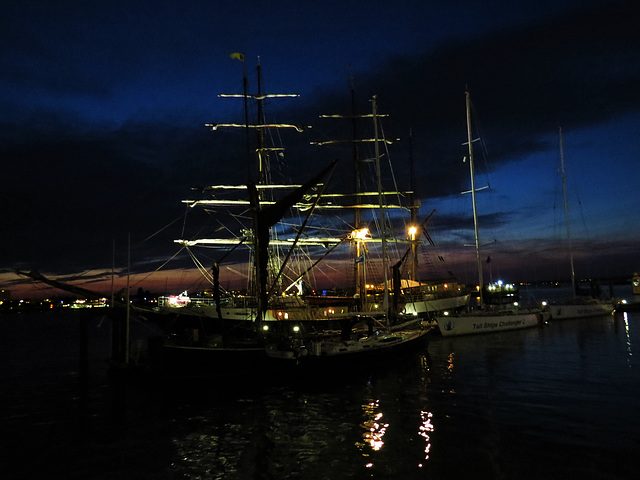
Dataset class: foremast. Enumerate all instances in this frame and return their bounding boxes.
[176,58,314,321]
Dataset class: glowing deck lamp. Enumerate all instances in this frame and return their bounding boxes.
[408,225,417,240]
[351,227,370,240]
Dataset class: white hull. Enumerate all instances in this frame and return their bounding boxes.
[549,299,614,320]
[403,294,470,315]
[156,304,276,321]
[435,311,542,337]
[156,295,355,322]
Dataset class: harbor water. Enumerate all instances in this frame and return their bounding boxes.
[1,286,638,479]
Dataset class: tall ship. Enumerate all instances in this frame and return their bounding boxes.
[154,60,429,374]
[310,88,470,319]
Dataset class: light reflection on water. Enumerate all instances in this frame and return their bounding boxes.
[418,410,434,466]
[357,399,387,454]
[622,312,633,366]
[356,399,387,469]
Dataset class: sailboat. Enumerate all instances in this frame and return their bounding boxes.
[265,95,430,365]
[434,91,543,337]
[546,128,615,320]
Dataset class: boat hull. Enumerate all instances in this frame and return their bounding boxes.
[435,312,542,337]
[155,342,268,378]
[266,328,430,368]
[548,300,614,320]
[403,294,470,315]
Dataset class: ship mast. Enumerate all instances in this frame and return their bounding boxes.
[198,59,310,318]
[408,128,419,283]
[350,83,364,305]
[372,96,390,323]
[465,91,484,306]
[559,127,576,298]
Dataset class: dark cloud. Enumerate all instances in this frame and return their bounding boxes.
[295,1,640,197]
[2,0,638,296]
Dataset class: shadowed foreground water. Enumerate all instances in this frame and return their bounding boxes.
[1,287,638,479]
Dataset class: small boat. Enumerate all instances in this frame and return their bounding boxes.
[265,316,430,367]
[615,298,640,312]
[548,296,615,320]
[632,272,640,295]
[434,92,543,337]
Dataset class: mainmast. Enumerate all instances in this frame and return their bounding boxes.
[408,128,419,283]
[559,127,576,297]
[371,96,390,322]
[255,59,267,186]
[315,83,368,304]
[465,91,484,306]
[350,83,364,303]
[315,91,413,318]
[315,89,408,315]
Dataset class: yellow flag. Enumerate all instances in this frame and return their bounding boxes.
[230,52,245,62]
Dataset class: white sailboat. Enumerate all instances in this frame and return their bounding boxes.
[547,127,614,320]
[434,91,543,337]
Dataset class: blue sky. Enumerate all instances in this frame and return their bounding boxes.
[1,0,639,297]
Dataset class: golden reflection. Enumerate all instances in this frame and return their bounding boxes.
[356,399,388,460]
[447,352,455,372]
[623,312,633,366]
[445,352,456,394]
[418,353,429,370]
[417,410,434,466]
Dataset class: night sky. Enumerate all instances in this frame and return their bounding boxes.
[2,0,639,298]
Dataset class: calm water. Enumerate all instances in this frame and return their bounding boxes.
[1,286,638,479]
